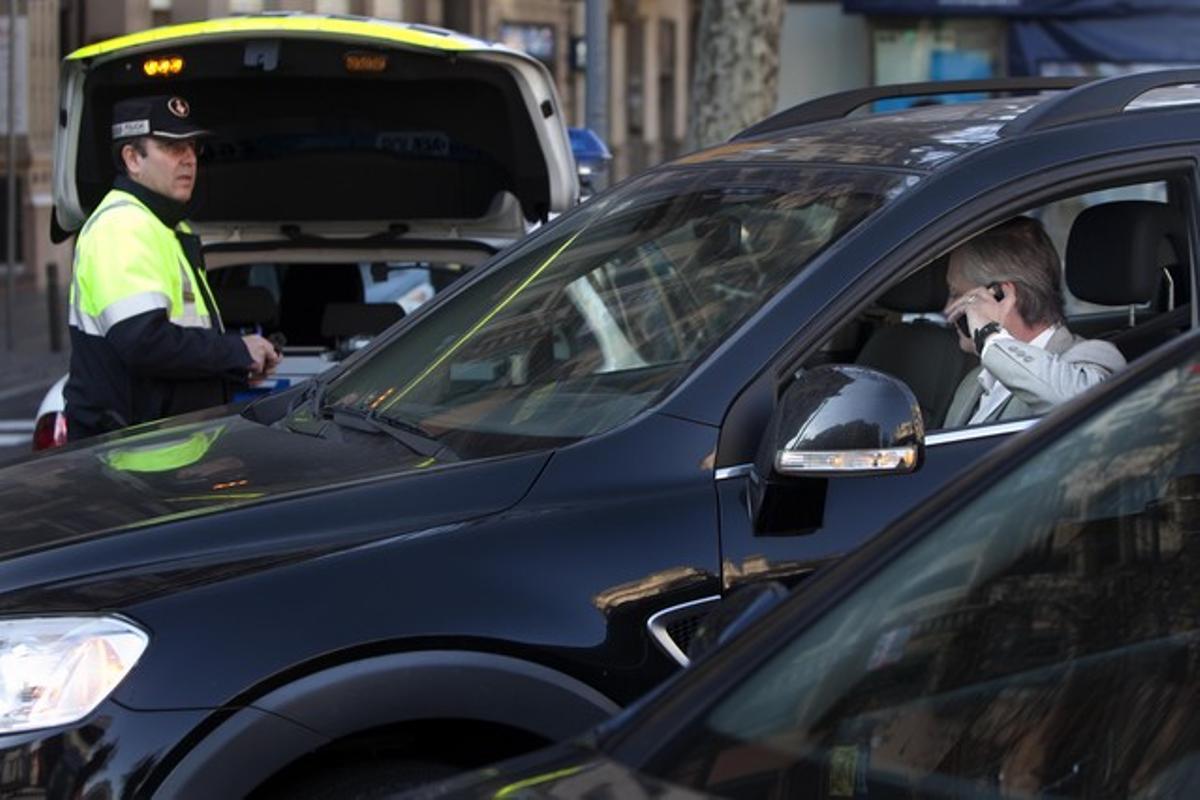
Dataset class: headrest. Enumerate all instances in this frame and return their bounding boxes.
[321,302,405,340]
[878,255,950,312]
[212,286,278,329]
[1066,201,1181,305]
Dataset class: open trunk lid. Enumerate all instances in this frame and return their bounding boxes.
[53,14,578,242]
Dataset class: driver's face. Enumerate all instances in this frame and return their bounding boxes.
[945,253,981,304]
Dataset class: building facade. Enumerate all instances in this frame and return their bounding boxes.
[1,0,69,291]
[777,0,1200,115]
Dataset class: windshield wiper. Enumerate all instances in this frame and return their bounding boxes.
[283,381,450,459]
[282,371,339,419]
[329,407,445,459]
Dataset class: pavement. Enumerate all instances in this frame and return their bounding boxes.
[0,283,71,464]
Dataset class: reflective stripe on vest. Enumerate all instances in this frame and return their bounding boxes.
[69,290,172,335]
[174,252,211,329]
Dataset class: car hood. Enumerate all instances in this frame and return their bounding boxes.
[53,13,577,243]
[0,412,548,564]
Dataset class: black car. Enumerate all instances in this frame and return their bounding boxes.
[1,70,1197,798]
[414,328,1200,800]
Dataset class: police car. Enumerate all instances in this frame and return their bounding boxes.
[32,12,577,449]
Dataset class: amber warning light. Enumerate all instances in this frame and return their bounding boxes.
[143,56,184,77]
[345,51,388,73]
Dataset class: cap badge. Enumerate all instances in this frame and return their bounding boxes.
[167,96,190,118]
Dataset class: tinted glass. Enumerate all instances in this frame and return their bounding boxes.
[210,260,466,347]
[317,166,915,459]
[651,352,1200,798]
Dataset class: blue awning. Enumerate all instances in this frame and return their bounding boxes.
[844,1,1200,77]
[1010,13,1200,75]
[843,1,1200,17]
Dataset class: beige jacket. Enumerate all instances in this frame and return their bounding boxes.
[943,327,1126,428]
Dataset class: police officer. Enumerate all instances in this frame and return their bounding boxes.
[65,95,279,440]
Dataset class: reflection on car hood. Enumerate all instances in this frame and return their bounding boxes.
[0,413,545,563]
[420,744,713,798]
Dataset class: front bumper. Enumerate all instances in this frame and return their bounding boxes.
[0,699,323,799]
[0,700,207,798]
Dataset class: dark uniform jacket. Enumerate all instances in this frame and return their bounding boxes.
[65,177,251,439]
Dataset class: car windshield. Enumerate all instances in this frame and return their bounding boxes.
[647,350,1200,798]
[312,165,916,459]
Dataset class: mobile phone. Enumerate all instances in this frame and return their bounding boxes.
[955,314,971,338]
[953,284,1004,337]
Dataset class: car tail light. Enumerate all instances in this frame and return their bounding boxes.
[32,412,67,452]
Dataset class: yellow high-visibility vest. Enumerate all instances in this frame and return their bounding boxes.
[69,189,219,336]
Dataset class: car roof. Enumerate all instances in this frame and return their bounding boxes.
[680,72,1200,174]
[679,96,1044,173]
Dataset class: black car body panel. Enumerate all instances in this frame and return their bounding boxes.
[104,412,718,712]
[156,651,621,799]
[0,415,544,554]
[2,71,1199,798]
[413,327,1200,800]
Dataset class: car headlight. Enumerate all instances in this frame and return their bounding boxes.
[0,616,149,734]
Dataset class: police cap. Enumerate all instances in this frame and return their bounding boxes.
[111,95,209,142]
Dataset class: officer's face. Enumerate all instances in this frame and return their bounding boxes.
[123,137,199,203]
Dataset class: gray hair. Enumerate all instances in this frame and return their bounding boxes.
[952,216,1065,327]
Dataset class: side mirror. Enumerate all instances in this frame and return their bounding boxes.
[751,365,924,531]
[759,364,924,478]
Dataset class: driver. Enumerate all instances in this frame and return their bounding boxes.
[942,216,1125,427]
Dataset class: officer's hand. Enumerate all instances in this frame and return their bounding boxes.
[263,338,282,375]
[241,335,279,378]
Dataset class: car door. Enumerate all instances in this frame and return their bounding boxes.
[715,168,1200,593]
[715,419,1015,589]
[631,335,1200,799]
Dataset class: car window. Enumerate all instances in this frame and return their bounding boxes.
[808,176,1192,433]
[317,166,917,460]
[649,350,1200,798]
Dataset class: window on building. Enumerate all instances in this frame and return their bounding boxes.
[871,18,1006,109]
[150,0,172,28]
[315,0,352,14]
